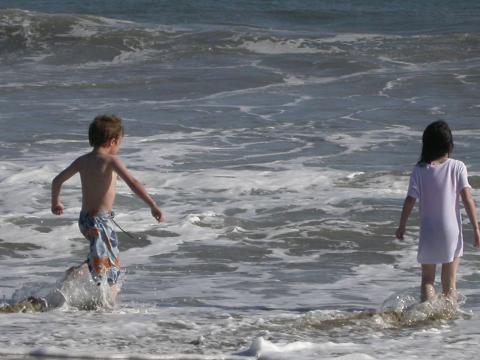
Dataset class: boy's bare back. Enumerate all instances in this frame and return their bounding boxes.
[77,151,118,214]
[52,147,164,221]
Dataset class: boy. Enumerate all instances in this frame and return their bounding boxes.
[51,114,164,302]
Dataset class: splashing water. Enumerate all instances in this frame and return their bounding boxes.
[56,265,119,310]
[287,291,468,333]
[233,293,471,360]
[1,265,119,312]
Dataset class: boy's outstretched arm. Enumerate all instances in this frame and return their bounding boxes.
[51,160,79,215]
[111,157,165,222]
[395,196,416,240]
[461,187,480,248]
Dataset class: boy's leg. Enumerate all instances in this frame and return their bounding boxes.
[65,262,89,280]
[441,257,460,300]
[110,283,120,303]
[421,264,436,302]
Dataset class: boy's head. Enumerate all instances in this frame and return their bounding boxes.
[89,114,124,148]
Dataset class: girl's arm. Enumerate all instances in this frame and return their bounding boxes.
[396,196,416,240]
[461,188,480,248]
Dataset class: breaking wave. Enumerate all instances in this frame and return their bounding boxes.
[3,8,478,67]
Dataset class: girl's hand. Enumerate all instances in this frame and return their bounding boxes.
[51,202,64,215]
[395,226,405,240]
[474,228,480,248]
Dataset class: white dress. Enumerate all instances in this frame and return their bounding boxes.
[407,158,471,264]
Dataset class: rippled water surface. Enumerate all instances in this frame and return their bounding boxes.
[1,1,480,359]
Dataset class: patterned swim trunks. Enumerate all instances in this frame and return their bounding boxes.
[78,211,120,285]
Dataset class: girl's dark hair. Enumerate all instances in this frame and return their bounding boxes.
[418,120,453,164]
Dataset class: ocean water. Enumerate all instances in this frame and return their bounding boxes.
[1,0,480,359]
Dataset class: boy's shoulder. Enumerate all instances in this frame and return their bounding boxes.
[75,152,96,165]
[75,151,121,168]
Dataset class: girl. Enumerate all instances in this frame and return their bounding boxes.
[396,120,480,302]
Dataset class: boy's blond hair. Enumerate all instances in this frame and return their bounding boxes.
[89,114,124,147]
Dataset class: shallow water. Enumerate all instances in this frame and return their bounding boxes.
[1,1,480,359]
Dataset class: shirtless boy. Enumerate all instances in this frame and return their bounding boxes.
[51,114,164,301]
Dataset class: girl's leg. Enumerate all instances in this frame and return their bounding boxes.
[421,264,436,302]
[441,257,460,300]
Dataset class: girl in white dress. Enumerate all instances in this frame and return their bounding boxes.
[396,121,480,302]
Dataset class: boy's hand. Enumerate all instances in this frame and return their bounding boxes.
[395,226,405,240]
[51,203,64,215]
[151,206,165,223]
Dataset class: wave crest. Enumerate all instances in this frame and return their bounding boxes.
[0,9,176,64]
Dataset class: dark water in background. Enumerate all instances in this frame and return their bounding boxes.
[1,1,480,359]
[2,0,480,31]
